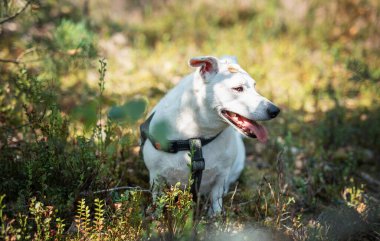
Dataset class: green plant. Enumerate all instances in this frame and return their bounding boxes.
[53,19,96,58]
[29,197,55,240]
[75,198,91,237]
[106,191,145,240]
[1,195,61,241]
[158,183,194,240]
[0,195,6,238]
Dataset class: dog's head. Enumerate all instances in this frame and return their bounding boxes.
[189,56,280,143]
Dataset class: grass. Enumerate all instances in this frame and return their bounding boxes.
[1,0,380,240]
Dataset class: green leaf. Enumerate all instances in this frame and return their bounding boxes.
[108,98,148,125]
[70,100,97,130]
[150,120,171,150]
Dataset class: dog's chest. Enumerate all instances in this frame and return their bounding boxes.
[152,131,237,191]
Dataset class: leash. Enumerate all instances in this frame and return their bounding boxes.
[140,112,220,201]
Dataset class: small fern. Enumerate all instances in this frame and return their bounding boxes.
[0,195,6,239]
[93,198,105,238]
[56,217,66,239]
[75,198,91,237]
[29,197,55,240]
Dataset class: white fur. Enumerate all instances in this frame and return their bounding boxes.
[142,56,276,214]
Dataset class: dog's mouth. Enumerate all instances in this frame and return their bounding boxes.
[220,110,268,143]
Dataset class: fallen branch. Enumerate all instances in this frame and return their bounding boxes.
[0,0,32,25]
[237,199,256,206]
[82,186,151,195]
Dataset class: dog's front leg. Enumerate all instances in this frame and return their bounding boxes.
[150,175,166,202]
[208,177,228,216]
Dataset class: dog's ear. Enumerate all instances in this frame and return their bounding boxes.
[189,56,219,80]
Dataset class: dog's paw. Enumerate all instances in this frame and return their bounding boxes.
[207,207,224,217]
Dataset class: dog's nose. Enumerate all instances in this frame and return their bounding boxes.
[267,104,280,118]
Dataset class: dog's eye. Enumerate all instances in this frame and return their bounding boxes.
[232,86,244,92]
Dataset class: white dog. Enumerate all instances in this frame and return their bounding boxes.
[141,56,280,214]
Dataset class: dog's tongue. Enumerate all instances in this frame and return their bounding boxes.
[240,117,268,143]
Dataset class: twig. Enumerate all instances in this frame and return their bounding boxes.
[16,47,36,61]
[225,184,238,217]
[237,198,256,206]
[276,150,286,193]
[0,57,40,64]
[0,48,36,64]
[85,186,151,195]
[0,58,20,64]
[229,184,238,208]
[0,0,32,25]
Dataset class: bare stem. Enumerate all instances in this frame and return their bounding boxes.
[0,58,20,64]
[0,0,32,25]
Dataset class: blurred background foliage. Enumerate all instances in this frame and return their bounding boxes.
[0,0,379,240]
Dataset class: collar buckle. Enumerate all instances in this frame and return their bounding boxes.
[191,157,205,172]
